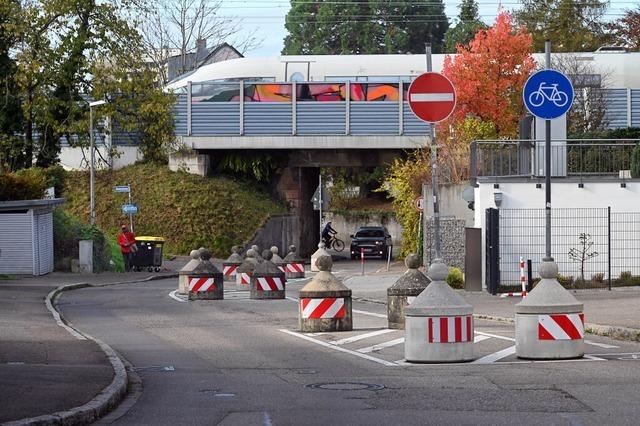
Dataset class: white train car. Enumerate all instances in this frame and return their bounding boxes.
[167,51,640,90]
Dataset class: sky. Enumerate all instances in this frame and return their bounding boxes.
[218,0,636,58]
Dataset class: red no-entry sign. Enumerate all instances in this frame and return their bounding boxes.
[407,72,456,123]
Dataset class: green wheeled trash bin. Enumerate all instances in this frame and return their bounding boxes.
[133,236,165,272]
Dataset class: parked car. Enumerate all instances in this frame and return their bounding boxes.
[350,226,392,259]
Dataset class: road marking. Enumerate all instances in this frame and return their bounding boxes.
[168,290,187,303]
[357,337,405,353]
[279,329,398,367]
[585,340,619,349]
[474,331,516,342]
[352,309,387,319]
[285,296,299,302]
[330,329,395,345]
[472,345,516,364]
[589,352,640,357]
[474,334,491,343]
[584,354,607,361]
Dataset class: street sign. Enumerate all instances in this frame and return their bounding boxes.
[523,69,574,120]
[114,185,130,193]
[407,72,457,123]
[311,185,330,211]
[414,196,424,212]
[122,203,138,214]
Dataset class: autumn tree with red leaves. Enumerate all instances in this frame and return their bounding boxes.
[442,11,536,137]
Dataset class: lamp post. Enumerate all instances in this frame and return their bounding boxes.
[89,99,107,226]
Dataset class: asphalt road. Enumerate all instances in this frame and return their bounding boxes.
[59,264,640,426]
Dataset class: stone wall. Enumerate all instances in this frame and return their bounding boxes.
[246,214,299,257]
[423,218,466,271]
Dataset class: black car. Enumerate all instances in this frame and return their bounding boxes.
[350,226,392,259]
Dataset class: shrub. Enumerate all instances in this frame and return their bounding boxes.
[556,273,575,288]
[619,271,632,283]
[591,273,605,283]
[446,267,465,289]
[0,172,46,201]
[53,209,112,272]
[631,143,640,178]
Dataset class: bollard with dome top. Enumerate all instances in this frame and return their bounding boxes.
[187,248,224,301]
[222,246,243,282]
[178,249,201,294]
[250,250,286,300]
[387,254,430,330]
[236,249,258,291]
[270,246,285,272]
[404,259,474,362]
[251,245,263,262]
[310,242,330,272]
[283,245,305,279]
[299,255,352,332]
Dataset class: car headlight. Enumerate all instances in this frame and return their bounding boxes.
[375,241,382,245]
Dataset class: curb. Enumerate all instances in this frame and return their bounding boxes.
[3,273,177,426]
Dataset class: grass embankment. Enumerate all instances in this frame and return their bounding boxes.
[63,164,286,256]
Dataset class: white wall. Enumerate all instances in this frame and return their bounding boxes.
[475,180,640,288]
[59,146,141,171]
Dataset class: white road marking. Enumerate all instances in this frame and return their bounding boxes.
[357,337,405,353]
[352,309,387,318]
[285,296,299,302]
[472,345,516,364]
[585,340,619,349]
[474,334,491,343]
[584,354,607,361]
[474,331,516,342]
[168,290,187,303]
[330,329,395,345]
[279,329,398,367]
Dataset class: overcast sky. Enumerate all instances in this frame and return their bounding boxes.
[218,1,634,57]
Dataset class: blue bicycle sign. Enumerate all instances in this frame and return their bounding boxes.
[523,69,574,119]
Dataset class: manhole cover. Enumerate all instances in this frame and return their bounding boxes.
[306,382,385,391]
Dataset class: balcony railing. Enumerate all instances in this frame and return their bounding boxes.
[470,139,640,182]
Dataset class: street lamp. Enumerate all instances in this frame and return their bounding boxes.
[89,99,107,226]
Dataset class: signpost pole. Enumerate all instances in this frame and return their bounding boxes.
[425,43,441,260]
[89,106,95,226]
[318,174,323,243]
[128,183,134,233]
[544,40,552,261]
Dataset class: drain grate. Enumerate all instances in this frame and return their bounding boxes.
[305,382,385,391]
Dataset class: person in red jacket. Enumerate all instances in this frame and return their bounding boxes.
[117,225,136,272]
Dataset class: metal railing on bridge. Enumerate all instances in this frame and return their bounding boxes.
[173,81,431,137]
[470,139,640,182]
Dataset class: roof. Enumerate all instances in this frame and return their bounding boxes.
[0,198,65,211]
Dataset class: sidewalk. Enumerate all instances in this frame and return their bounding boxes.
[0,271,175,424]
[345,271,640,337]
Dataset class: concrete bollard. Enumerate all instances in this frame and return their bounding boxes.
[299,255,352,332]
[236,249,258,291]
[252,245,263,262]
[187,249,224,301]
[250,250,286,300]
[178,249,201,294]
[387,254,430,330]
[515,260,585,359]
[270,246,284,272]
[310,242,330,272]
[222,246,243,283]
[283,245,305,279]
[405,259,474,363]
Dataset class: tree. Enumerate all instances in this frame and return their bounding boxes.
[608,6,640,51]
[442,11,536,137]
[0,0,23,172]
[443,0,487,53]
[138,0,259,84]
[568,233,598,285]
[516,0,610,52]
[282,0,449,55]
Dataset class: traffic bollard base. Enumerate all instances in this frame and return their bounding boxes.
[515,313,585,359]
[299,295,352,332]
[387,295,412,330]
[404,315,474,363]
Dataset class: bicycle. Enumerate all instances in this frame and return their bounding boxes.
[528,82,569,108]
[324,235,345,252]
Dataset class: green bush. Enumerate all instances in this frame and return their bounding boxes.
[0,172,46,201]
[631,143,640,178]
[53,209,112,272]
[591,273,605,284]
[446,267,465,289]
[619,271,632,283]
[557,273,575,288]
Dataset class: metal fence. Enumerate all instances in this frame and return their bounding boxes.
[492,207,640,290]
[471,139,640,181]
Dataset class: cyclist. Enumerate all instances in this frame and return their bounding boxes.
[321,221,338,246]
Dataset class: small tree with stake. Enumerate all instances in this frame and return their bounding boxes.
[568,233,599,287]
